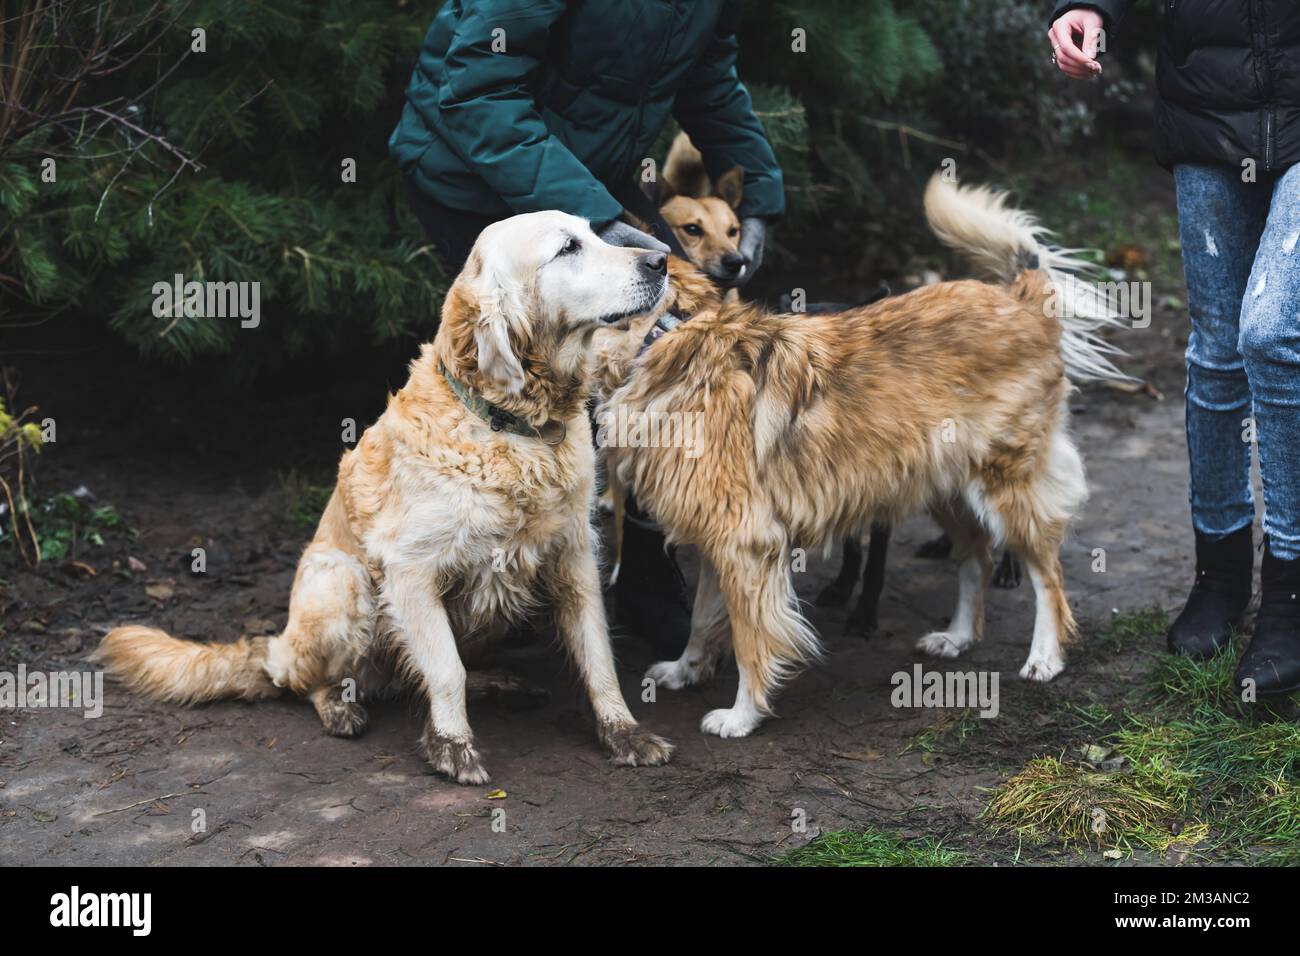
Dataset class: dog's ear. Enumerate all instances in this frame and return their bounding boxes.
[473,283,526,396]
[642,171,676,206]
[715,165,744,210]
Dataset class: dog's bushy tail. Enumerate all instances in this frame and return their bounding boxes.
[923,174,1135,385]
[92,626,281,704]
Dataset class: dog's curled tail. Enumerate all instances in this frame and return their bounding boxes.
[923,173,1135,385]
[92,626,281,704]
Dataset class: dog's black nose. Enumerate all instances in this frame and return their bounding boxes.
[640,252,667,277]
[720,252,745,276]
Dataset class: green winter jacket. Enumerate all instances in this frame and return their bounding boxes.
[388,0,784,226]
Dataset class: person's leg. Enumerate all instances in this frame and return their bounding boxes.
[613,499,691,658]
[1166,165,1270,658]
[1234,163,1300,695]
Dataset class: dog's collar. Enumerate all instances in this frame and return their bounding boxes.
[439,363,567,446]
[639,307,687,355]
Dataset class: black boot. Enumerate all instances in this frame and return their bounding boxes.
[614,506,691,660]
[1235,540,1300,697]
[1166,525,1254,659]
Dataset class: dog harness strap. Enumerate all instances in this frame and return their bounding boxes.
[439,363,567,446]
[638,307,686,356]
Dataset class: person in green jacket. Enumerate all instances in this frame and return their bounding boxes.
[389,0,784,655]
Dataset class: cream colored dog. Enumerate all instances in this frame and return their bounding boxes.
[96,211,675,784]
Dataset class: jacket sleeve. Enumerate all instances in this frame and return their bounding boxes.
[671,7,785,219]
[1050,1,1132,33]
[422,0,624,224]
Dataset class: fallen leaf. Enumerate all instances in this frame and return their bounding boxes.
[831,749,882,762]
[128,556,147,573]
[486,789,507,800]
[1080,743,1113,764]
[1103,849,1123,860]
[145,582,175,601]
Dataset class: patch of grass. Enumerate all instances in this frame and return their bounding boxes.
[1098,607,1170,654]
[1068,701,1117,731]
[904,709,982,755]
[982,756,1194,854]
[278,470,333,531]
[1113,706,1300,851]
[1145,636,1250,712]
[987,698,1300,861]
[778,827,967,867]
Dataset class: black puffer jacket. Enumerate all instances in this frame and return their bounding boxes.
[1053,1,1300,172]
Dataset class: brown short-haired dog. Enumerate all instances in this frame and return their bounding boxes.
[655,132,747,290]
[601,176,1128,738]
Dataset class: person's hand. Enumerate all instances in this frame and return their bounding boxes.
[737,217,766,287]
[1049,8,1105,80]
[598,219,670,254]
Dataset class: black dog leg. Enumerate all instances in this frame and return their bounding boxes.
[916,531,953,560]
[847,524,891,637]
[992,549,1023,588]
[817,536,862,606]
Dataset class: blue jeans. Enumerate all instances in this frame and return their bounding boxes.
[1175,163,1300,560]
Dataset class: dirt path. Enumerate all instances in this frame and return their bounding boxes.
[1,330,1200,866]
[2,155,1203,867]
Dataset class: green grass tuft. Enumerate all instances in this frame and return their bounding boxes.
[1098,607,1170,654]
[278,470,334,531]
[1146,637,1250,712]
[982,756,1194,854]
[904,709,982,755]
[778,827,967,867]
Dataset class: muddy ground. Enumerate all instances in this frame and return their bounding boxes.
[1,170,1218,866]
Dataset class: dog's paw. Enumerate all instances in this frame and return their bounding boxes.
[600,721,674,767]
[916,631,970,658]
[816,580,854,607]
[700,707,761,738]
[319,700,368,738]
[916,534,954,560]
[645,658,707,690]
[311,689,368,738]
[992,553,1023,589]
[846,603,879,638]
[1019,654,1065,682]
[422,732,490,785]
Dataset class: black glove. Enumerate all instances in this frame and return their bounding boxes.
[737,217,766,286]
[599,219,671,254]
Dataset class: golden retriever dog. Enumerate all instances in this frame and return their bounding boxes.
[601,176,1128,738]
[96,211,675,783]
